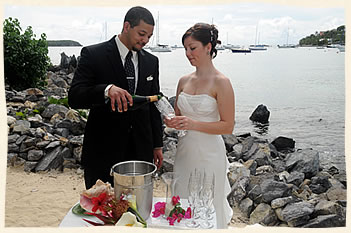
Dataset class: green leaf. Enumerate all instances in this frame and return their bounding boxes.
[71,203,92,217]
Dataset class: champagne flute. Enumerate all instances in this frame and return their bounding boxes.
[200,171,215,229]
[161,172,179,218]
[154,96,187,137]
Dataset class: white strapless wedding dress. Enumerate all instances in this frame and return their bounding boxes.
[173,92,233,229]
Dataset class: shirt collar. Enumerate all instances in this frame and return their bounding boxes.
[115,35,137,61]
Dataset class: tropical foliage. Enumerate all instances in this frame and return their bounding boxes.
[3,17,51,90]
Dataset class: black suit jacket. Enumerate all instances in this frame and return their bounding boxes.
[68,36,163,170]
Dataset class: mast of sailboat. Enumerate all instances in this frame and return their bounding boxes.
[104,21,107,41]
[156,12,160,46]
[286,27,289,45]
[255,23,258,45]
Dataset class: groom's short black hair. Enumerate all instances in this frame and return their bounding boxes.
[124,6,155,27]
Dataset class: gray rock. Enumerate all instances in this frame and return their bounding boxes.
[286,171,305,186]
[271,196,298,209]
[285,148,319,179]
[7,115,16,125]
[302,214,345,228]
[328,178,345,189]
[249,203,277,226]
[250,144,273,166]
[261,179,290,203]
[222,134,239,152]
[73,146,83,163]
[228,176,250,206]
[228,162,250,186]
[281,201,314,223]
[27,150,44,161]
[54,128,70,138]
[287,216,310,227]
[69,136,84,146]
[8,134,20,144]
[243,159,257,175]
[247,183,263,204]
[271,136,295,152]
[309,176,331,194]
[326,187,347,201]
[41,104,69,119]
[24,161,38,172]
[256,165,273,175]
[16,135,27,145]
[35,146,64,171]
[313,200,344,217]
[8,143,20,153]
[249,104,270,124]
[45,141,61,150]
[61,147,72,159]
[34,128,46,138]
[13,120,31,134]
[239,198,253,218]
[36,140,51,149]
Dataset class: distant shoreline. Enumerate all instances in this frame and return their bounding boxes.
[47,40,82,47]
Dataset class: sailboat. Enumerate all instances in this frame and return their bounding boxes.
[278,27,296,48]
[249,23,267,51]
[150,12,171,52]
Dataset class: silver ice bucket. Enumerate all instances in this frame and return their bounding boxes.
[110,160,157,220]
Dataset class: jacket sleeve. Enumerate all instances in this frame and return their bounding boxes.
[149,58,163,148]
[68,46,108,109]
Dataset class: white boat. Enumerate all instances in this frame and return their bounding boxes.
[231,47,251,53]
[337,45,345,52]
[150,12,171,53]
[249,45,267,51]
[150,44,172,52]
[277,44,296,48]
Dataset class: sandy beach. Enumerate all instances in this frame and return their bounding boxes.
[5,165,247,227]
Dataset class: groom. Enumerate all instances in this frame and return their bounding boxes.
[68,6,163,189]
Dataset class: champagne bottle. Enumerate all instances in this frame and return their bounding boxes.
[106,94,162,112]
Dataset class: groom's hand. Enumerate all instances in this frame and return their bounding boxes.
[108,85,133,112]
[153,148,163,169]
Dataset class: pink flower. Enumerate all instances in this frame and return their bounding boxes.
[152,202,166,217]
[172,195,180,206]
[184,207,191,219]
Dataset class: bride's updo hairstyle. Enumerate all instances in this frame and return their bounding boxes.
[182,23,221,59]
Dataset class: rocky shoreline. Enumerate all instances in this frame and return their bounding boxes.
[6,57,346,228]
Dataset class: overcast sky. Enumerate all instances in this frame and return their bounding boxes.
[3,1,345,47]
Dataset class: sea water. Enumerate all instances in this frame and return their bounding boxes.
[48,46,346,173]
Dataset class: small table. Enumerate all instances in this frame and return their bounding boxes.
[59,197,217,229]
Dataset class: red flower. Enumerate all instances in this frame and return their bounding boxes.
[172,195,180,206]
[152,202,166,217]
[91,192,108,213]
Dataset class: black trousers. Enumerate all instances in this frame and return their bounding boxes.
[83,130,138,189]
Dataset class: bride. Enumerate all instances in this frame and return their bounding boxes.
[164,23,235,229]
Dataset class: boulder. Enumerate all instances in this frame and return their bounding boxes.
[285,149,319,179]
[260,179,291,203]
[249,104,270,124]
[281,201,314,225]
[271,136,295,152]
[249,203,277,226]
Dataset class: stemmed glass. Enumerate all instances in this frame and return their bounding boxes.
[154,96,187,137]
[200,171,215,229]
[186,169,202,228]
[161,172,179,218]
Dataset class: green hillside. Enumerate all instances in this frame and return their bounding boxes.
[299,25,345,46]
[47,40,82,47]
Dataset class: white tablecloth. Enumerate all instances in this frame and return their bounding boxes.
[59,197,217,229]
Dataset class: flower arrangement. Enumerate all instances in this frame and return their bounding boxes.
[72,179,146,227]
[152,195,191,225]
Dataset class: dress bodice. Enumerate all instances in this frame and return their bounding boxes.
[177,92,219,122]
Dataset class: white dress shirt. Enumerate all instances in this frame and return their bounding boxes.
[104,35,139,97]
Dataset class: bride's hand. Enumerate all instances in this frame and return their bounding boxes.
[166,116,192,130]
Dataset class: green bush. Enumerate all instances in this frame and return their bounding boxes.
[3,17,51,91]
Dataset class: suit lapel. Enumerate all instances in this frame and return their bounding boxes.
[106,36,128,89]
[136,50,147,94]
